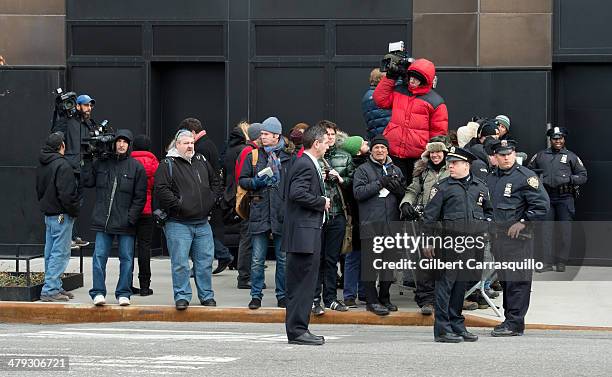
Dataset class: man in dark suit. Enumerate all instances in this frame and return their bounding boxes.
[283,123,331,346]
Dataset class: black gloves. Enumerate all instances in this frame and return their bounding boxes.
[386,178,405,197]
[400,203,419,221]
[380,175,393,188]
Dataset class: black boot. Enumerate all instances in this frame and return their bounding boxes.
[139,280,153,296]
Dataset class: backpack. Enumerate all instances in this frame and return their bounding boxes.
[235,149,258,220]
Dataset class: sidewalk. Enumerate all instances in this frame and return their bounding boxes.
[1,256,612,329]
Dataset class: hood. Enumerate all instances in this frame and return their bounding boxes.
[228,126,247,148]
[470,144,489,164]
[114,129,133,144]
[407,58,436,96]
[457,122,480,147]
[166,147,191,163]
[39,145,63,165]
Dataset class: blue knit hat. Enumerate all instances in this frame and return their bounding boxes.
[261,117,283,135]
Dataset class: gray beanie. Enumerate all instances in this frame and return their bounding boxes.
[248,123,263,141]
[261,116,283,135]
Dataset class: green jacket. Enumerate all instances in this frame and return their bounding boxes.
[400,158,449,209]
[319,145,354,216]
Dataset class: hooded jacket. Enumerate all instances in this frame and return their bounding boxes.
[36,146,81,218]
[131,150,159,216]
[373,59,448,159]
[361,85,392,139]
[82,129,147,234]
[401,158,449,209]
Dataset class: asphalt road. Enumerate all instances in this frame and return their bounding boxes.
[0,322,610,376]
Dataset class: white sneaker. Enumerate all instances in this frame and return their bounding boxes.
[93,295,106,306]
[118,297,131,306]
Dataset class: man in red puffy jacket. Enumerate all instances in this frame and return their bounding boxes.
[131,134,159,296]
[373,58,448,182]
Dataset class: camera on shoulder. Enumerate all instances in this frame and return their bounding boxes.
[380,41,414,78]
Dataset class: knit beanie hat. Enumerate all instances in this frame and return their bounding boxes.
[289,129,304,145]
[247,123,263,141]
[495,115,510,131]
[261,116,283,135]
[341,135,364,156]
[370,134,389,149]
[133,134,151,151]
[457,122,479,147]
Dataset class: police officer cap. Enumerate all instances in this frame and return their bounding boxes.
[491,139,517,155]
[446,146,477,163]
[546,126,568,139]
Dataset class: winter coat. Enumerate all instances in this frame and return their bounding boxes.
[36,146,81,218]
[195,132,221,173]
[82,130,147,235]
[401,159,449,209]
[238,139,296,235]
[374,59,448,159]
[320,145,354,217]
[131,150,159,216]
[361,85,392,139]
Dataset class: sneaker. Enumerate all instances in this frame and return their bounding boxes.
[463,300,478,311]
[40,293,68,302]
[118,297,130,306]
[311,302,325,316]
[175,299,189,310]
[93,295,106,306]
[70,241,80,250]
[200,299,217,307]
[60,289,74,299]
[485,289,499,299]
[277,297,287,308]
[248,298,262,310]
[344,298,358,308]
[420,303,434,315]
[73,237,90,247]
[326,300,349,312]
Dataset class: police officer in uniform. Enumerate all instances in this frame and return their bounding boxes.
[528,127,587,272]
[487,140,549,337]
[423,147,493,343]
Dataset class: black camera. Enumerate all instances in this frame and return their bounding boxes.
[83,120,116,160]
[54,88,78,118]
[380,41,414,77]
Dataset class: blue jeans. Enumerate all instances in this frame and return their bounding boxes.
[343,249,365,301]
[251,232,285,300]
[164,221,215,302]
[41,214,75,296]
[89,232,134,299]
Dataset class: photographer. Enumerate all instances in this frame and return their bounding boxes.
[64,94,97,174]
[374,58,448,182]
[399,136,451,315]
[82,129,147,307]
[353,135,405,316]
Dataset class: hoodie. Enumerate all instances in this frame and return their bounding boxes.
[36,146,81,217]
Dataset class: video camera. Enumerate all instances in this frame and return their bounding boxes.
[380,41,414,78]
[54,88,78,118]
[83,120,116,160]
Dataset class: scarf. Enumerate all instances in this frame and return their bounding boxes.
[263,137,285,183]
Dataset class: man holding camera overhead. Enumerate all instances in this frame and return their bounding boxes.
[374,52,448,184]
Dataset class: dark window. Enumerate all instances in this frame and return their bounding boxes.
[255,25,325,56]
[153,25,225,56]
[72,25,142,56]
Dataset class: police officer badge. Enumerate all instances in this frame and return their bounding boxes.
[560,154,568,164]
[429,187,439,200]
[477,192,484,206]
[527,176,540,189]
[504,183,512,197]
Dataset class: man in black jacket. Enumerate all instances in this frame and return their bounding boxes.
[36,132,81,302]
[82,129,147,307]
[283,123,330,346]
[154,129,222,310]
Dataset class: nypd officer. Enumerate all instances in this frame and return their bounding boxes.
[487,140,549,337]
[423,147,493,343]
[528,127,587,272]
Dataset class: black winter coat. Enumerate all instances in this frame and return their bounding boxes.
[82,145,147,235]
[64,116,96,173]
[36,146,81,217]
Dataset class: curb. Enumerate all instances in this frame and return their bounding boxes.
[1,302,611,331]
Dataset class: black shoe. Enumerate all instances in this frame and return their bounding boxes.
[381,302,398,312]
[139,288,153,296]
[131,286,140,294]
[175,299,189,311]
[344,298,358,308]
[457,331,478,342]
[213,258,234,275]
[248,298,261,310]
[326,300,349,312]
[435,333,464,343]
[556,263,566,272]
[201,299,217,306]
[311,302,325,316]
[307,331,325,343]
[485,289,499,299]
[366,303,390,316]
[420,303,434,315]
[491,281,503,292]
[237,281,251,289]
[536,264,554,273]
[491,324,523,337]
[288,332,324,346]
[277,298,287,308]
